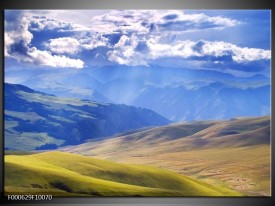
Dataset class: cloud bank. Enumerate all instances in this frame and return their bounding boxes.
[107,37,271,66]
[5,11,84,69]
[93,10,241,35]
[4,10,271,74]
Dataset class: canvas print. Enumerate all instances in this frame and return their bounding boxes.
[4,10,271,196]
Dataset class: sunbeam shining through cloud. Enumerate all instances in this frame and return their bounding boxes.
[4,10,271,198]
[4,10,271,122]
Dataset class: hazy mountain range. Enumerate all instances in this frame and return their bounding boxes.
[4,9,271,197]
[6,66,270,121]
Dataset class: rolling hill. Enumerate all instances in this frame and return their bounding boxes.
[61,116,270,196]
[4,83,170,150]
[5,151,241,196]
[62,116,270,154]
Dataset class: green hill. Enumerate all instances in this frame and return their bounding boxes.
[5,151,240,196]
[5,83,170,150]
[61,116,270,196]
[62,116,270,155]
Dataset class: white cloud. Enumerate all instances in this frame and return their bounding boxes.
[107,36,271,66]
[173,12,239,27]
[107,35,149,66]
[44,37,81,54]
[5,16,33,55]
[4,32,13,56]
[79,34,108,50]
[28,15,73,31]
[25,10,107,30]
[93,10,241,35]
[26,10,239,35]
[190,41,271,63]
[229,46,271,63]
[5,12,84,69]
[28,47,84,69]
[44,34,109,55]
[21,10,240,36]
[5,10,270,70]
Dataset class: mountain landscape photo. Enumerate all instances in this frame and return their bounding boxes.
[4,10,271,197]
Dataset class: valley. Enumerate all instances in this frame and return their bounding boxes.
[6,66,271,121]
[61,116,271,196]
[4,9,271,198]
[4,83,170,150]
[4,84,271,196]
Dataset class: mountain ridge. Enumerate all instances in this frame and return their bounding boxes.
[61,115,270,154]
[4,83,170,151]
[6,65,270,121]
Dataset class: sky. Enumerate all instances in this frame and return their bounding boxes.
[4,10,271,78]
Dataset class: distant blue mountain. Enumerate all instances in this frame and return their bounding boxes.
[5,65,270,121]
[132,83,270,121]
[85,65,270,87]
[88,66,270,121]
[4,83,170,150]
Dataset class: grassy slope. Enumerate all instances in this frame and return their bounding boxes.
[5,151,240,197]
[5,83,171,150]
[61,116,270,196]
[63,116,270,155]
[113,145,270,196]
